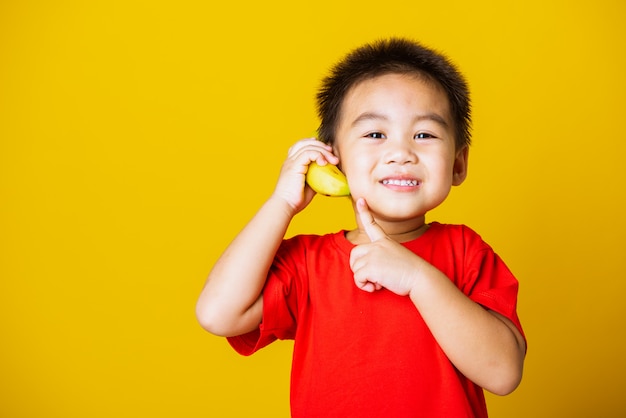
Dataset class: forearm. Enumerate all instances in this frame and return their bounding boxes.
[196,196,296,337]
[408,263,525,395]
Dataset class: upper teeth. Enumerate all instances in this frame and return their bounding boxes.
[382,179,418,186]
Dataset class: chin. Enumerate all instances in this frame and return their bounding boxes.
[374,204,428,222]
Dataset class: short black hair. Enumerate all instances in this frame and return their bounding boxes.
[316,37,471,149]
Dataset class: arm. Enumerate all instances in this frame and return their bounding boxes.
[349,199,526,395]
[407,263,525,396]
[195,138,338,337]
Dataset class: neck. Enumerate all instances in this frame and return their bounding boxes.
[346,217,429,245]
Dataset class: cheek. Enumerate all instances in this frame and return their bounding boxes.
[426,152,456,176]
[433,166,457,194]
[341,159,369,195]
[338,154,360,176]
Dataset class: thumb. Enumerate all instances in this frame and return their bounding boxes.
[356,198,388,242]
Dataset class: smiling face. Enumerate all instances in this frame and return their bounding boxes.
[334,73,469,238]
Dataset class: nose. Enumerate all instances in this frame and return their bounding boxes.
[383,138,417,165]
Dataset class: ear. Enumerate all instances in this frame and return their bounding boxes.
[332,144,343,169]
[452,146,469,186]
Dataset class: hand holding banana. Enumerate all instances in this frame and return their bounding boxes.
[303,132,350,197]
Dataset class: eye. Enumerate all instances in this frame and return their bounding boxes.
[415,132,436,139]
[366,132,386,139]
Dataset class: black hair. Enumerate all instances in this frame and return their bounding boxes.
[316,37,471,149]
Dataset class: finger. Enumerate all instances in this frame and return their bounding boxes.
[290,147,339,171]
[359,282,377,293]
[350,242,384,293]
[314,152,339,166]
[287,138,333,159]
[352,268,377,293]
[356,198,388,242]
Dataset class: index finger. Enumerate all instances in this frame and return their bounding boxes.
[356,198,387,242]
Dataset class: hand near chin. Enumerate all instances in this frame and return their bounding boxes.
[349,198,423,295]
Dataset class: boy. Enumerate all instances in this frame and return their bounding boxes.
[196,38,526,417]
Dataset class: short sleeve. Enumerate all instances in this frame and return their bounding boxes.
[227,238,303,356]
[465,245,525,341]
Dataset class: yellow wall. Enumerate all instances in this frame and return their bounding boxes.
[1,1,625,417]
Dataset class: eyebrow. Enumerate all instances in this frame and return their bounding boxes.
[351,112,449,128]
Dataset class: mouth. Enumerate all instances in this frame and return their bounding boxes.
[381,178,420,187]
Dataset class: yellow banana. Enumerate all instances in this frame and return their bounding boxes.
[306,162,350,197]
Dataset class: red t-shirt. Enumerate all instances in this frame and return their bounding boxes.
[228,223,524,418]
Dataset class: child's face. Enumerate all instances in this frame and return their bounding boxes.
[334,73,468,225]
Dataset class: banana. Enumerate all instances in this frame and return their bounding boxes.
[306,162,350,197]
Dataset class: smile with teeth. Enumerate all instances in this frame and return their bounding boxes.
[382,179,419,186]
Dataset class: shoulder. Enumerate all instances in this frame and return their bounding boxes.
[282,231,338,249]
[278,231,349,259]
[427,222,489,249]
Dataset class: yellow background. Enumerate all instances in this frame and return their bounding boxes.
[1,0,625,417]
